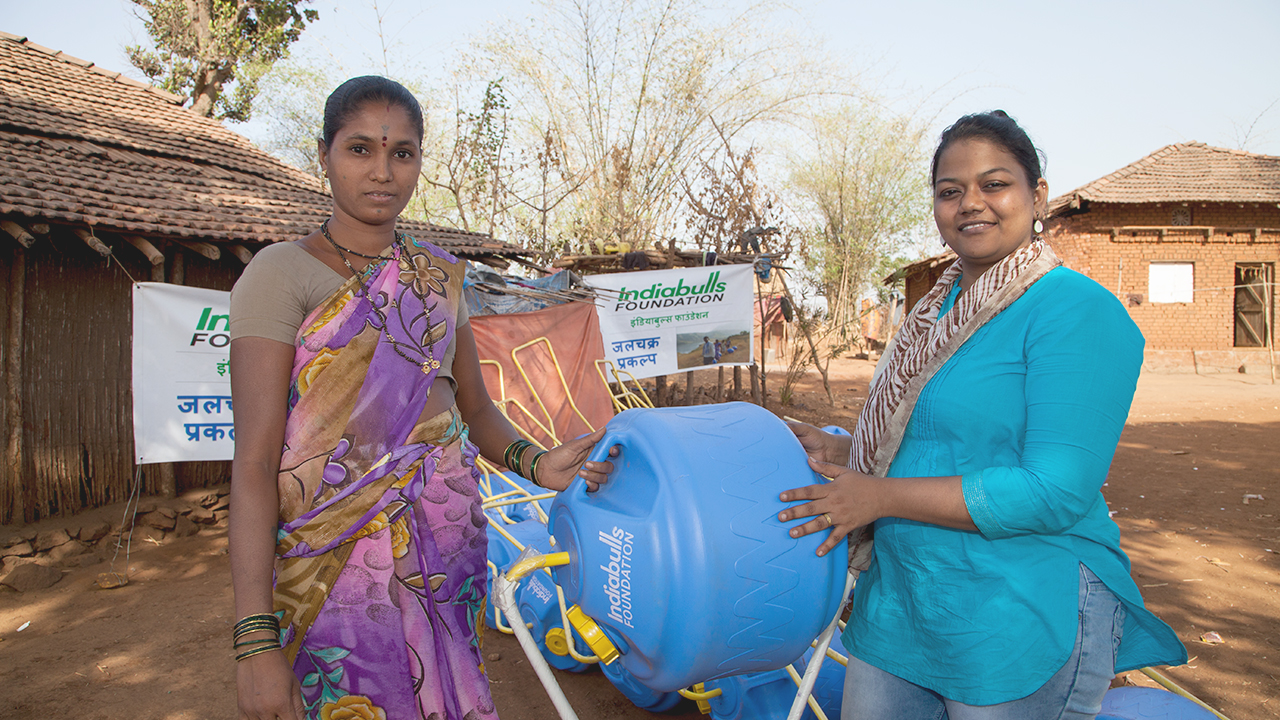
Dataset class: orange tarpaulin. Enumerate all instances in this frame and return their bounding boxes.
[470,301,614,449]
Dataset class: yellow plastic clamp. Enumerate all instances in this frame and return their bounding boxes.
[564,605,619,664]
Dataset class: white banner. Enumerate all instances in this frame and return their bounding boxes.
[585,264,755,380]
[132,282,235,463]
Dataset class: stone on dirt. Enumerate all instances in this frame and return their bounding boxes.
[1,541,34,558]
[1,562,64,592]
[138,511,176,531]
[188,507,216,524]
[2,528,37,547]
[172,516,199,538]
[74,521,112,544]
[35,529,71,551]
[46,540,91,564]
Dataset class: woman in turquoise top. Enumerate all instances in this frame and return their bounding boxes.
[779,111,1185,719]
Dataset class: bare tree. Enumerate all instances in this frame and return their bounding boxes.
[683,119,790,256]
[419,81,516,235]
[470,0,842,253]
[788,102,932,345]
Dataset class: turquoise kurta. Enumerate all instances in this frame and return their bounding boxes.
[841,267,1186,705]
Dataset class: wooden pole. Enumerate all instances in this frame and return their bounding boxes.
[72,227,112,257]
[685,370,695,406]
[6,247,26,523]
[172,239,221,261]
[750,363,760,405]
[1,220,35,248]
[733,366,742,400]
[655,375,667,407]
[122,234,164,267]
[150,249,185,499]
[1267,267,1276,384]
[228,244,254,265]
[715,367,725,402]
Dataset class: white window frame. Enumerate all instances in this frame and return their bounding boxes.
[1148,262,1194,304]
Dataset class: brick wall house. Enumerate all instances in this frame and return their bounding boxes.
[1046,143,1279,375]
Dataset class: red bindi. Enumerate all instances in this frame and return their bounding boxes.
[382,135,387,147]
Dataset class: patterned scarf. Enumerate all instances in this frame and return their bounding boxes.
[844,239,1061,569]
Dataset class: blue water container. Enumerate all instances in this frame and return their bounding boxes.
[515,569,591,673]
[1098,687,1216,720]
[487,471,550,523]
[703,649,844,720]
[484,519,554,630]
[821,425,851,437]
[704,668,795,720]
[600,656,683,712]
[549,402,849,692]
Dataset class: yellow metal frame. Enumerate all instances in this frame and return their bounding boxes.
[512,337,597,440]
[594,359,654,413]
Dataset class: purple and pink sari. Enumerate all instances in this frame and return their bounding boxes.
[272,237,495,720]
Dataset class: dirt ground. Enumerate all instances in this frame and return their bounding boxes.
[1,358,1277,720]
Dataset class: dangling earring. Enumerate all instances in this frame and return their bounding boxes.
[1033,219,1044,235]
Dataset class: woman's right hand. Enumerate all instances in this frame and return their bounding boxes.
[237,650,304,720]
[786,421,852,467]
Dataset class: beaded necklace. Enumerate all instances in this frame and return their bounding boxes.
[319,221,442,377]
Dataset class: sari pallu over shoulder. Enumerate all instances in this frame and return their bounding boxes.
[266,237,497,720]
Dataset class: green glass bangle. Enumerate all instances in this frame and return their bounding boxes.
[233,612,278,630]
[529,451,548,488]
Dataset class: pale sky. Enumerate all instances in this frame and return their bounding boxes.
[3,0,1279,196]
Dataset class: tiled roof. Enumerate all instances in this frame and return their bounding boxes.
[1048,142,1280,215]
[883,250,956,285]
[0,31,522,257]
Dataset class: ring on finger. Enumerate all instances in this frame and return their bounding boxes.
[822,512,833,528]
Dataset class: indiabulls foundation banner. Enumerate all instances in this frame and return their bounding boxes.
[132,282,235,463]
[585,264,754,380]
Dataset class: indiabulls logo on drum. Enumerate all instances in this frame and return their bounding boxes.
[598,526,636,628]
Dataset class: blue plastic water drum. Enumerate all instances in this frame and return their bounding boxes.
[704,668,796,720]
[516,569,592,673]
[600,656,683,712]
[484,519,554,630]
[549,402,849,692]
[703,650,843,720]
[1097,687,1216,720]
[488,472,550,523]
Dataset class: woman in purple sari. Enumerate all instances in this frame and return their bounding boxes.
[228,77,612,720]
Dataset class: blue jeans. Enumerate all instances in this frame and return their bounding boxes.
[842,565,1124,720]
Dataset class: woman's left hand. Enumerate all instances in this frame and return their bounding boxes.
[777,457,883,557]
[534,427,618,492]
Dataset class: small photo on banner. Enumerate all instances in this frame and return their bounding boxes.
[585,264,755,380]
[677,330,751,369]
[132,282,235,463]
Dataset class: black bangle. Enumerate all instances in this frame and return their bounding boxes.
[235,644,282,662]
